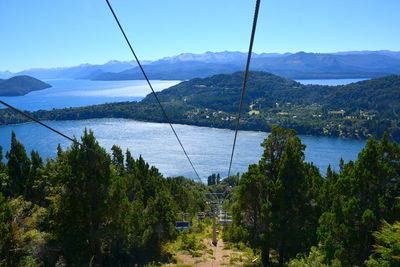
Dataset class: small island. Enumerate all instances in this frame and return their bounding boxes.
[0,75,51,96]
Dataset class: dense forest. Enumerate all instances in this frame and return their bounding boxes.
[0,130,211,266]
[224,126,400,266]
[0,126,399,266]
[1,71,399,142]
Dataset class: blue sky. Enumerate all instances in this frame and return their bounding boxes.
[1,0,399,72]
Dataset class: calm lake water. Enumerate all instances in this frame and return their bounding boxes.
[0,79,180,111]
[0,118,366,182]
[296,78,368,86]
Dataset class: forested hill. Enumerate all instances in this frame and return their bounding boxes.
[0,75,51,96]
[141,71,303,111]
[142,71,400,116]
[1,71,399,141]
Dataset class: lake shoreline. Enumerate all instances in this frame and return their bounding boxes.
[0,114,369,143]
[0,118,366,178]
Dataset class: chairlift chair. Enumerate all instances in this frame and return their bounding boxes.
[218,212,233,225]
[175,221,190,230]
[218,218,233,225]
[176,212,191,230]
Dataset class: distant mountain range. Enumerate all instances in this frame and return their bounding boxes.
[0,71,13,79]
[0,76,51,96]
[155,51,290,64]
[1,50,400,80]
[88,51,400,80]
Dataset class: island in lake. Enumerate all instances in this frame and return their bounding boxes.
[0,75,51,96]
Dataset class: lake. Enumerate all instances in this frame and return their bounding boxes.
[0,118,366,182]
[295,78,368,86]
[0,78,367,112]
[0,79,180,111]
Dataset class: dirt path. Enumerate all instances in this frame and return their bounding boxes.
[168,238,248,267]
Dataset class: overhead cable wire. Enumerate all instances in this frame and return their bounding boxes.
[0,100,105,158]
[227,0,261,178]
[104,0,203,183]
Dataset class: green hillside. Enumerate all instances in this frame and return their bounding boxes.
[139,71,400,140]
[142,71,399,116]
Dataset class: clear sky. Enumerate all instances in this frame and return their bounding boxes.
[1,0,399,72]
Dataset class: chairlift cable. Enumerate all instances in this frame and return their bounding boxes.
[227,0,261,178]
[104,0,202,183]
[0,100,105,158]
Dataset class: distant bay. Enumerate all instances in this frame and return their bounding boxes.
[295,78,368,86]
[0,79,180,111]
[0,118,366,181]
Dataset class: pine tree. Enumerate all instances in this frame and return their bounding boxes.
[0,193,13,265]
[0,146,8,194]
[318,134,400,265]
[49,130,113,265]
[25,150,43,201]
[5,131,31,197]
[365,220,400,266]
[207,173,217,186]
[111,145,124,175]
[0,146,5,171]
[233,126,322,266]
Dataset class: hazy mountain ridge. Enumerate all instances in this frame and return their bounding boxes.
[0,75,51,96]
[0,71,13,79]
[2,50,400,80]
[85,51,400,81]
[155,51,289,64]
[332,50,400,58]
[9,60,149,80]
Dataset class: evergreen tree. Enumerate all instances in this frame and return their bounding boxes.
[232,126,322,266]
[222,175,239,187]
[48,130,114,265]
[0,193,13,265]
[207,173,217,186]
[365,220,400,266]
[0,146,5,171]
[122,151,178,262]
[167,176,207,214]
[232,164,266,257]
[0,146,9,194]
[5,131,31,198]
[25,150,44,202]
[0,130,219,265]
[318,134,400,265]
[111,145,124,175]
